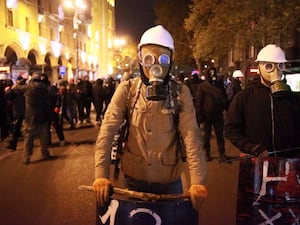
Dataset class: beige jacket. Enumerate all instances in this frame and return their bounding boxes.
[95,77,207,185]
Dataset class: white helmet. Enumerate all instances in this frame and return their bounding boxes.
[138,25,174,51]
[255,44,287,63]
[232,70,244,78]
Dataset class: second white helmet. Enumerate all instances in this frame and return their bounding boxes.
[232,70,244,78]
[255,44,287,63]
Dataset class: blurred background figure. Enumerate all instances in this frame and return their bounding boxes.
[66,78,77,129]
[5,76,27,151]
[58,85,73,129]
[82,75,93,123]
[75,78,85,124]
[195,66,229,161]
[23,73,51,164]
[226,70,244,105]
[0,73,9,141]
[102,76,115,115]
[175,70,186,83]
[186,70,203,105]
[41,73,65,147]
[92,78,105,126]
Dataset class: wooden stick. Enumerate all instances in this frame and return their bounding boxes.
[78,185,190,201]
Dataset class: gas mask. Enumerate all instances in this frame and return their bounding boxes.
[140,51,172,101]
[259,62,290,96]
[206,68,217,84]
[209,69,217,81]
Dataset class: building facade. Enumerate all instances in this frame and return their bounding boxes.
[0,0,116,83]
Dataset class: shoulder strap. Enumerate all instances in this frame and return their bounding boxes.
[168,79,187,162]
[168,79,182,116]
[125,78,142,118]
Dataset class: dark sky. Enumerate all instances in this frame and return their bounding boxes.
[115,0,156,42]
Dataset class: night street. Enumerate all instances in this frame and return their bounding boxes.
[0,121,240,225]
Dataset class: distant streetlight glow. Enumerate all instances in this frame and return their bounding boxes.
[39,43,46,55]
[75,0,87,9]
[51,41,62,58]
[64,0,86,79]
[37,14,44,23]
[19,31,30,51]
[65,0,86,10]
[114,38,126,47]
[64,0,74,9]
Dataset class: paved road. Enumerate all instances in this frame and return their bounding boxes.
[0,123,240,225]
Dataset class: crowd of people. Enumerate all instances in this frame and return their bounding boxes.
[1,24,299,222]
[0,73,117,155]
[177,66,245,162]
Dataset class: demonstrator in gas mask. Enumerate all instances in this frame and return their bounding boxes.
[225,44,300,159]
[93,25,207,213]
[138,25,173,100]
[256,44,290,96]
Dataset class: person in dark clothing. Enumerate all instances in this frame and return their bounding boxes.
[186,70,203,105]
[195,66,228,161]
[41,74,65,147]
[82,75,93,123]
[23,73,52,164]
[75,78,85,124]
[5,76,27,150]
[92,78,105,126]
[0,74,9,141]
[225,70,244,105]
[102,76,115,115]
[58,85,72,129]
[225,45,300,158]
[66,78,77,128]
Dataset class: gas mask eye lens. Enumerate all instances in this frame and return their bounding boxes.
[142,54,155,67]
[158,54,170,66]
[264,63,275,72]
[263,63,285,72]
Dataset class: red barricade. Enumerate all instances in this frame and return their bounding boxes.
[237,157,300,225]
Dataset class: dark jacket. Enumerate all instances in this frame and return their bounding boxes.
[225,79,300,158]
[186,76,203,104]
[24,80,50,125]
[195,80,228,124]
[92,79,105,109]
[5,82,26,118]
[83,79,93,102]
[226,78,242,103]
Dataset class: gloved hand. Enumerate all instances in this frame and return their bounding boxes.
[93,178,113,207]
[189,184,207,211]
[250,144,268,158]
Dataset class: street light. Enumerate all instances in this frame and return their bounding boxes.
[64,0,86,80]
[113,38,126,75]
